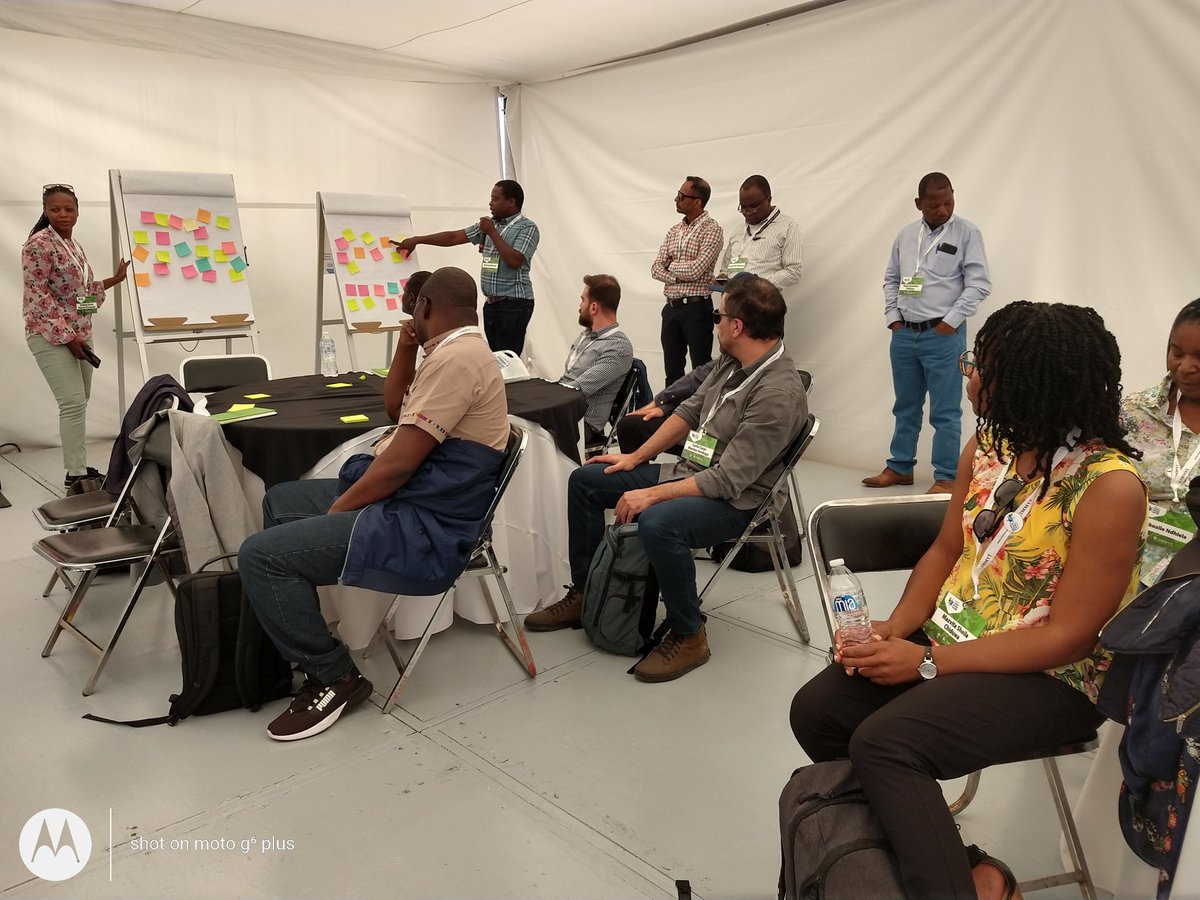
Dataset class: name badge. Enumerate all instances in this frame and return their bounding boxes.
[76,294,99,315]
[481,254,500,273]
[681,429,718,467]
[727,255,749,273]
[922,590,986,645]
[898,275,924,297]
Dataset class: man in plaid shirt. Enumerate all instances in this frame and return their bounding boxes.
[651,176,724,387]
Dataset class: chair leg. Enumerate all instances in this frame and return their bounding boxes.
[767,516,809,643]
[42,567,76,598]
[948,771,982,816]
[477,548,537,677]
[1016,758,1097,898]
[380,589,454,715]
[81,559,172,696]
[42,569,98,657]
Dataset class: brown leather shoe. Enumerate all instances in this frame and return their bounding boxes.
[524,587,583,631]
[632,627,711,682]
[861,467,914,488]
[927,480,955,494]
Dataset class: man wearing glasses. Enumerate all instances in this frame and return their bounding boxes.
[864,172,991,495]
[716,175,803,291]
[651,176,724,387]
[525,275,807,683]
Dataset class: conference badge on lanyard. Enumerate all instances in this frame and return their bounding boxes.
[481,254,500,273]
[727,255,749,274]
[899,275,924,297]
[76,295,99,315]
[682,430,718,467]
[924,590,987,645]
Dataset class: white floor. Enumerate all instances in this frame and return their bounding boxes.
[0,443,1110,899]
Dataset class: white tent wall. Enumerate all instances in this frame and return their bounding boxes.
[515,0,1200,474]
[0,26,498,453]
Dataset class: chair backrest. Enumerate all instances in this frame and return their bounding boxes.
[797,369,813,393]
[474,424,529,544]
[179,354,271,392]
[743,413,819,529]
[605,366,640,428]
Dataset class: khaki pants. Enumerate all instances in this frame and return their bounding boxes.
[27,335,93,475]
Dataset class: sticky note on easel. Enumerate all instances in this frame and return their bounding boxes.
[229,270,245,283]
[347,261,360,275]
[214,250,228,263]
[340,414,370,423]
[334,236,349,251]
[230,256,246,272]
[175,242,191,257]
[341,228,355,242]
[181,265,198,279]
[360,231,375,244]
[196,258,212,273]
[156,232,171,245]
[369,247,383,262]
[202,271,217,283]
[326,382,353,388]
[135,272,151,287]
[153,263,170,276]
[140,211,155,224]
[196,208,212,224]
[390,251,404,263]
[380,237,392,248]
[168,214,183,230]
[156,250,171,263]
[155,213,169,227]
[133,231,149,244]
[216,215,231,230]
[353,246,365,260]
[244,393,270,400]
[347,299,360,312]
[195,244,210,258]
[221,241,237,255]
[385,297,397,311]
[373,284,384,296]
[184,218,199,232]
[387,282,399,294]
[131,246,149,262]
[336,251,348,265]
[362,297,375,311]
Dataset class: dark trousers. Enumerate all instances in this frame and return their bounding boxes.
[616,413,684,456]
[660,298,714,386]
[789,642,1104,899]
[483,298,534,355]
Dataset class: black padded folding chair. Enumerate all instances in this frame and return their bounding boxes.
[584,365,640,458]
[178,353,271,393]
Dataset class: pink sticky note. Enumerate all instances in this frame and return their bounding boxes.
[373,284,384,296]
[140,211,156,224]
[369,247,383,262]
[156,232,171,245]
[168,214,183,230]
[153,263,170,276]
[352,285,364,297]
[181,264,198,279]
[336,252,349,265]
[221,241,237,255]
[194,226,208,240]
[334,237,349,251]
[385,297,397,311]
[202,270,217,283]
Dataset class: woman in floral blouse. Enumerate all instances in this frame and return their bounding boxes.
[22,184,128,488]
[790,302,1147,900]
[1121,298,1200,586]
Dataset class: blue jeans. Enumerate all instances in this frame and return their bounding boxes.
[239,479,361,683]
[483,297,534,355]
[887,325,967,482]
[567,463,754,635]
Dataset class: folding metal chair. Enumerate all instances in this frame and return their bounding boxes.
[584,365,640,458]
[805,494,1097,898]
[36,411,183,695]
[178,353,271,393]
[374,424,537,713]
[696,414,819,643]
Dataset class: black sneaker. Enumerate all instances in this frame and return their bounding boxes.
[266,671,373,742]
[64,467,104,489]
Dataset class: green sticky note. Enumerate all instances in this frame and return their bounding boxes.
[360,231,375,244]
[228,403,255,412]
[154,212,169,227]
[156,250,171,263]
[175,241,191,257]
[230,256,246,272]
[387,282,399,294]
[341,228,355,242]
[133,230,149,244]
[195,257,212,273]
[195,244,210,258]
[244,393,270,400]
[216,215,231,229]
[340,414,370,424]
[214,250,228,263]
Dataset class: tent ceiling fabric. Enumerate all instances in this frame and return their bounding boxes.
[2,0,831,84]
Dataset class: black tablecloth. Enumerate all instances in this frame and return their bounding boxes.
[207,374,588,487]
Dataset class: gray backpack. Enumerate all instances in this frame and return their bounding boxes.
[581,523,659,656]
[778,760,903,899]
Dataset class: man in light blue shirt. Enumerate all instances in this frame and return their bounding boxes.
[864,172,991,493]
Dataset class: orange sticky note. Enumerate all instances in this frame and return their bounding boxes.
[131,245,149,262]
[134,272,151,287]
[196,208,212,224]
[380,237,392,248]
[353,246,365,260]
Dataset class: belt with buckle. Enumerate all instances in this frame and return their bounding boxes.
[900,317,943,332]
[485,295,525,305]
[665,295,709,308]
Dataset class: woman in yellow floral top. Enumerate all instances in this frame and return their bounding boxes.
[1120,297,1200,586]
[791,302,1147,900]
[22,184,128,488]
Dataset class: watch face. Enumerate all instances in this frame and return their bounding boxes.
[918,651,937,679]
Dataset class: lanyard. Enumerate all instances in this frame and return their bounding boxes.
[429,325,483,354]
[912,216,953,278]
[1169,402,1200,501]
[699,342,786,432]
[487,214,524,252]
[564,331,589,372]
[48,229,92,285]
[744,209,781,242]
[970,432,1079,600]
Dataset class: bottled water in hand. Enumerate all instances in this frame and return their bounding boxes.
[828,558,873,646]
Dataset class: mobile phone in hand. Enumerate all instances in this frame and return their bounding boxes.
[80,345,101,368]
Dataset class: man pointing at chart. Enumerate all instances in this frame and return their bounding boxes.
[397,180,540,356]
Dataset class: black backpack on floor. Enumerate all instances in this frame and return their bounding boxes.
[582,524,660,657]
[778,760,903,899]
[85,555,294,727]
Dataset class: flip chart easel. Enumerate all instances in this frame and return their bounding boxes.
[109,169,260,411]
[315,191,421,372]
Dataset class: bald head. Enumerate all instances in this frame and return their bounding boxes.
[413,266,479,341]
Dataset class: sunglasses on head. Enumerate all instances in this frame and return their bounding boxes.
[42,183,75,195]
[971,475,1024,542]
[712,310,741,325]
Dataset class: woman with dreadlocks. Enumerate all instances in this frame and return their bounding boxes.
[790,302,1147,899]
[1120,298,1200,587]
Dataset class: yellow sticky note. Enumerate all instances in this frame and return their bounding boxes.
[154,212,169,227]
[134,272,151,287]
[347,261,360,275]
[132,246,149,262]
[228,403,255,412]
[390,251,404,263]
[360,231,375,244]
[196,208,212,224]
[362,297,375,310]
[183,218,198,232]
[229,269,245,282]
[195,244,210,258]
[326,382,353,388]
[340,414,370,424]
[216,215,231,229]
[214,250,228,263]
[341,228,355,242]
[132,230,149,244]
[347,299,360,311]
[244,393,271,400]
[156,250,171,263]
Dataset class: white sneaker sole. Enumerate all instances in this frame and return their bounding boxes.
[266,681,372,742]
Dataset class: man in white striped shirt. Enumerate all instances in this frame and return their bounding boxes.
[558,274,633,443]
[717,175,803,290]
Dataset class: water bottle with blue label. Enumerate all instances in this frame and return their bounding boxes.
[828,558,873,645]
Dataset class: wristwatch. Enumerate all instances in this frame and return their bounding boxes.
[917,647,938,680]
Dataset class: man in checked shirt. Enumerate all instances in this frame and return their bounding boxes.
[558,274,633,446]
[651,176,724,387]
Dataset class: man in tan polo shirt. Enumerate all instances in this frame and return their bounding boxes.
[239,267,508,742]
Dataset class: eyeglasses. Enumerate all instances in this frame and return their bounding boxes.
[737,201,766,214]
[959,350,980,377]
[42,183,75,194]
[712,311,741,325]
[675,191,702,202]
[971,476,1024,542]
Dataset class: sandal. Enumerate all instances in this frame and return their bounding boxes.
[966,844,1020,900]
